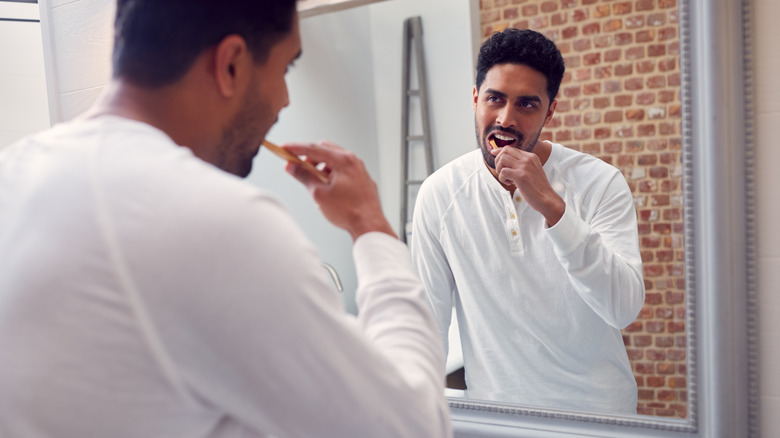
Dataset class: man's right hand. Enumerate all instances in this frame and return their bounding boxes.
[281,141,397,241]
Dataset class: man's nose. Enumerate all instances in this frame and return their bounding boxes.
[281,82,291,109]
[495,106,517,128]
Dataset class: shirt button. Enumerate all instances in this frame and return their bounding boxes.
[515,196,522,202]
[510,213,516,219]
[511,230,517,236]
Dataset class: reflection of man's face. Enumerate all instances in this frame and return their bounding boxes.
[219,16,302,177]
[473,63,557,169]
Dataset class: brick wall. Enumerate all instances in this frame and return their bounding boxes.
[479,0,686,418]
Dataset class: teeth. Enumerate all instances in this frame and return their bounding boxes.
[494,133,515,141]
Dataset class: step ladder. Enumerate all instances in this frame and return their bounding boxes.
[399,16,434,243]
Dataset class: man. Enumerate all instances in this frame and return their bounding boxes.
[0,1,451,437]
[411,28,645,414]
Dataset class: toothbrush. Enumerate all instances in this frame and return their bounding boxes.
[262,140,329,183]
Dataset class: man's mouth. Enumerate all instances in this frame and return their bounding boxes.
[488,132,518,148]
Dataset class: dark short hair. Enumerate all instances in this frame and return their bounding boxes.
[112,0,298,87]
[475,28,565,103]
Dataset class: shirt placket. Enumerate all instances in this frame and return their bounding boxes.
[505,189,523,254]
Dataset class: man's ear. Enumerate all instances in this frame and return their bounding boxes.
[213,34,250,98]
[472,85,479,112]
[544,99,558,126]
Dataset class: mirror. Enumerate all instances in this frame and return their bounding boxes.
[445,0,758,436]
[37,0,757,436]
[436,0,688,418]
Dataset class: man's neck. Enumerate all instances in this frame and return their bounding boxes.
[82,79,224,161]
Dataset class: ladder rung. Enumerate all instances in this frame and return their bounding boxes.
[407,90,420,96]
[405,180,426,185]
[406,135,424,142]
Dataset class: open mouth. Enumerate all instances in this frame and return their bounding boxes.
[488,132,518,148]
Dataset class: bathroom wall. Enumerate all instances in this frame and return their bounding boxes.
[0,0,49,150]
[367,0,479,236]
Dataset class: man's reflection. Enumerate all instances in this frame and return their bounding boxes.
[410,28,645,414]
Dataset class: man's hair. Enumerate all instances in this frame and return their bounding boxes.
[475,28,565,103]
[112,0,298,87]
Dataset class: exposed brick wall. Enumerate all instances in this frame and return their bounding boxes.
[479,0,686,418]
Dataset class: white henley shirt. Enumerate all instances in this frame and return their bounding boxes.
[411,144,644,414]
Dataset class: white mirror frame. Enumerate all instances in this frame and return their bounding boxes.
[447,0,759,436]
[298,0,390,18]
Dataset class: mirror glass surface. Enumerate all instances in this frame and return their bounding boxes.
[441,0,688,420]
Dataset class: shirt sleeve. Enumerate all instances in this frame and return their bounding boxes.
[129,192,452,438]
[410,182,456,359]
[545,173,645,329]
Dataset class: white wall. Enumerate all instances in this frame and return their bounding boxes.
[0,1,49,150]
[367,0,478,236]
[38,0,114,122]
[754,0,780,435]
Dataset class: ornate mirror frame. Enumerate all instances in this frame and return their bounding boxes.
[447,0,758,436]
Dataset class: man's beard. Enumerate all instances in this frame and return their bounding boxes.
[218,86,274,178]
[476,120,542,170]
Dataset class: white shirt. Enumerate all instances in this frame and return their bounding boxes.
[411,144,644,414]
[0,116,452,438]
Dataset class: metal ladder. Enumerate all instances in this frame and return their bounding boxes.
[399,16,434,243]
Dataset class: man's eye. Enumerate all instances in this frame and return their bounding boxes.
[486,95,502,103]
[519,100,537,109]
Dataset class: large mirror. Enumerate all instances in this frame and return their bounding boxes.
[441,0,689,419]
[37,0,757,436]
[445,0,758,436]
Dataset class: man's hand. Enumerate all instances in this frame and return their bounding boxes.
[282,141,397,241]
[491,146,565,227]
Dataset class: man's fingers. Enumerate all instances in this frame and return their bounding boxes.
[282,141,343,166]
[285,161,328,186]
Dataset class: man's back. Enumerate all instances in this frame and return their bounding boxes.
[0,116,450,437]
[0,116,284,436]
